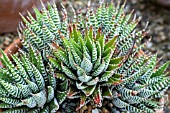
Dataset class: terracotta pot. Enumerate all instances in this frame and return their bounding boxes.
[156,0,170,8]
[0,0,53,33]
[150,0,170,8]
[0,38,22,67]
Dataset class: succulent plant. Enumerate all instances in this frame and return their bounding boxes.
[0,0,170,113]
[49,25,124,110]
[0,47,64,112]
[18,1,68,55]
[111,52,170,113]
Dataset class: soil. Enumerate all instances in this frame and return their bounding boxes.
[0,0,170,112]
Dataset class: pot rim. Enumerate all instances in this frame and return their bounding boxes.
[0,38,22,67]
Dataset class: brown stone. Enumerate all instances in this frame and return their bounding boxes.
[79,105,88,113]
[0,0,53,33]
[102,107,110,113]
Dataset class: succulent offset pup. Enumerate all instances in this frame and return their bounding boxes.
[0,0,170,113]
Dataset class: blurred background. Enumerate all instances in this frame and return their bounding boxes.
[0,0,170,112]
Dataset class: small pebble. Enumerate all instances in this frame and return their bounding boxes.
[4,40,10,46]
[146,42,153,48]
[92,108,99,113]
[102,108,110,113]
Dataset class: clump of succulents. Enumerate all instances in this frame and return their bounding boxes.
[0,47,61,112]
[0,0,170,113]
